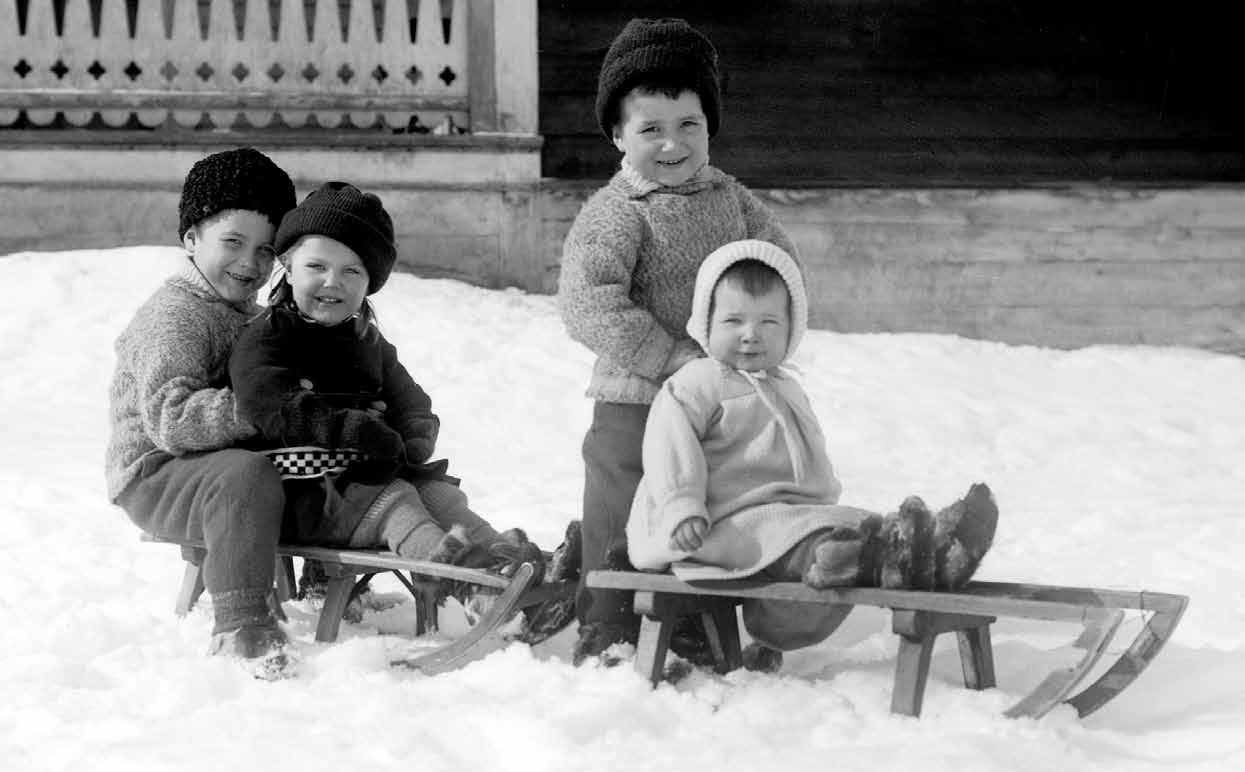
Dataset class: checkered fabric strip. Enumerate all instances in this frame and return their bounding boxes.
[261,446,366,479]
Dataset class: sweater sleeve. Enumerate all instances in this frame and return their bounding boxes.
[557,188,677,380]
[737,183,803,266]
[132,308,255,454]
[637,361,722,545]
[377,336,440,464]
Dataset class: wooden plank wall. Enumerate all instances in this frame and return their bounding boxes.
[540,0,1245,186]
[539,183,1245,355]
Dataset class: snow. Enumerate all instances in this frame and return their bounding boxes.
[2,245,1243,772]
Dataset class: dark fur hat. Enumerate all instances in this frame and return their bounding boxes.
[177,147,295,238]
[275,182,396,295]
[595,17,721,138]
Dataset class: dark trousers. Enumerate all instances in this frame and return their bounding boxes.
[744,532,853,650]
[576,401,650,629]
[118,448,285,597]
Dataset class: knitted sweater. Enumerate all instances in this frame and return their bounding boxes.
[557,164,799,404]
[105,265,260,502]
[626,358,870,580]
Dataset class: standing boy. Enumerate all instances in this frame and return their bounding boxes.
[558,17,800,664]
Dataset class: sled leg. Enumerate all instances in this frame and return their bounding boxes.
[635,612,675,686]
[891,610,996,717]
[957,624,997,690]
[174,560,205,617]
[316,574,359,643]
[275,557,296,604]
[392,562,536,674]
[892,634,935,717]
[1064,593,1187,717]
[1003,607,1124,719]
[701,600,743,674]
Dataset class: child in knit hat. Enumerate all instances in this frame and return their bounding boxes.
[626,240,1000,670]
[228,182,581,644]
[557,17,802,665]
[107,147,297,669]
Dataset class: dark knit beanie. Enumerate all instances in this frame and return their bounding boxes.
[595,17,720,139]
[177,147,296,238]
[275,182,396,295]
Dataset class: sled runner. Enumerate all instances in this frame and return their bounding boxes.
[587,570,1187,720]
[145,535,570,672]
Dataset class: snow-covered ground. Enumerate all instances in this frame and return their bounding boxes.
[2,245,1242,772]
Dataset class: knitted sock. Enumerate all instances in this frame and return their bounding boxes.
[389,518,451,560]
[803,528,865,589]
[211,588,275,635]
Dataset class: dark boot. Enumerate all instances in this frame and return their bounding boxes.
[571,621,637,667]
[932,483,999,590]
[208,620,288,659]
[297,559,330,602]
[440,528,546,624]
[518,520,582,645]
[668,614,716,668]
[741,641,783,673]
[878,497,936,590]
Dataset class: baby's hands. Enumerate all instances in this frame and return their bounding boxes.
[670,516,709,553]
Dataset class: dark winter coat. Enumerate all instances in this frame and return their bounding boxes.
[229,303,447,542]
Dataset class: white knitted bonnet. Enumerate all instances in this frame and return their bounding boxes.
[686,239,808,360]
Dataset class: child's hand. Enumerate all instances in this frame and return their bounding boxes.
[670,516,709,553]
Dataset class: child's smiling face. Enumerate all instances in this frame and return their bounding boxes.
[707,278,791,372]
[612,88,709,187]
[183,210,276,304]
[281,235,370,326]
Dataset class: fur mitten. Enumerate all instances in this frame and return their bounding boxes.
[339,409,403,459]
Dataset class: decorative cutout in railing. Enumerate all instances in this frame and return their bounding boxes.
[0,0,471,132]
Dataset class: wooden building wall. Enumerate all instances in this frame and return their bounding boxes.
[540,0,1244,185]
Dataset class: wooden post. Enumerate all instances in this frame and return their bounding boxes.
[466,0,497,133]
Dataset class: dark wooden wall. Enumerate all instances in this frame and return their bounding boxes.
[540,0,1245,186]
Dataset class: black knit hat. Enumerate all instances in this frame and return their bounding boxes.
[177,147,295,239]
[275,182,396,295]
[595,17,720,139]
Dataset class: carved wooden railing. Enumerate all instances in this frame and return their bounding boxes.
[0,0,481,133]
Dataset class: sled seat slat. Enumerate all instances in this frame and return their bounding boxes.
[586,569,1188,720]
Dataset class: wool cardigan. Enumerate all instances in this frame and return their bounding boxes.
[557,164,800,405]
[626,358,872,580]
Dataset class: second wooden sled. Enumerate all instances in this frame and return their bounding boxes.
[587,570,1188,720]
[148,536,570,674]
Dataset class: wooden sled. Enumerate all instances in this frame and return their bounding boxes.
[145,535,570,673]
[587,570,1188,720]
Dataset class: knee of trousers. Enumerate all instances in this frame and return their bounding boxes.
[209,449,285,523]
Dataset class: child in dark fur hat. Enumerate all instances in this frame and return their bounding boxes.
[557,17,802,665]
[107,147,297,667]
[627,240,1000,671]
[228,182,580,643]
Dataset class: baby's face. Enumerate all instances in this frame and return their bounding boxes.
[282,236,370,326]
[707,279,790,372]
[612,88,709,187]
